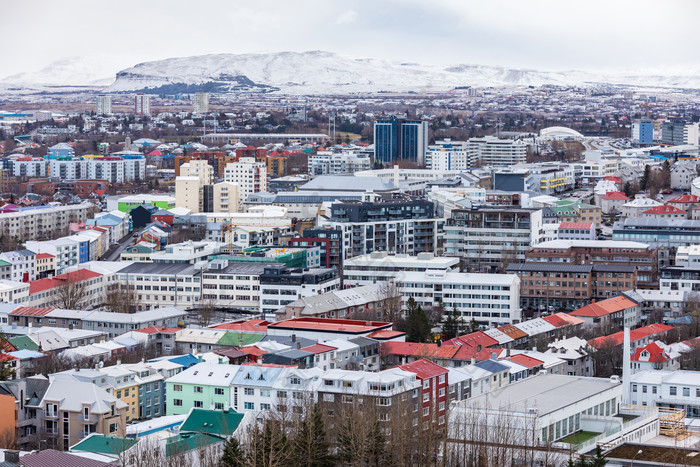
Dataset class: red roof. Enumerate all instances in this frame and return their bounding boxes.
[602,191,629,200]
[399,358,449,379]
[569,295,638,318]
[9,306,54,317]
[300,343,337,354]
[559,222,593,230]
[588,323,674,349]
[366,329,406,340]
[631,342,668,363]
[668,194,699,204]
[29,269,102,295]
[211,319,268,333]
[540,313,570,328]
[507,353,544,368]
[35,253,54,260]
[603,176,622,183]
[268,317,392,334]
[240,345,266,357]
[642,205,686,215]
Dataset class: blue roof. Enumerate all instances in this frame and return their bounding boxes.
[168,354,199,368]
[474,359,510,374]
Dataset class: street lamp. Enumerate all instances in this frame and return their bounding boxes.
[631,449,643,466]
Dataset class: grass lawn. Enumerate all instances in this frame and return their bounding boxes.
[561,431,599,445]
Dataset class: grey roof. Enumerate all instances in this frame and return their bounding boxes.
[349,336,380,347]
[620,217,700,229]
[16,249,36,257]
[272,349,313,359]
[460,374,621,416]
[507,263,592,273]
[300,175,396,192]
[260,335,316,348]
[121,262,197,275]
[216,262,274,275]
[591,264,638,273]
[19,449,112,467]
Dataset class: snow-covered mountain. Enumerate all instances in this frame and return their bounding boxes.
[4,51,700,94]
[2,56,124,87]
[105,51,700,93]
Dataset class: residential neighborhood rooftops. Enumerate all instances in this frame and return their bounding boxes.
[569,295,638,318]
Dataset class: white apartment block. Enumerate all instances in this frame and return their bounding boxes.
[10,159,48,177]
[48,159,87,180]
[0,280,29,304]
[25,238,79,273]
[309,152,372,175]
[134,94,150,115]
[397,270,521,326]
[193,92,209,114]
[630,370,700,418]
[224,157,268,204]
[0,250,36,282]
[88,158,146,183]
[426,139,475,171]
[0,204,92,241]
[343,252,459,287]
[576,158,619,184]
[467,136,528,166]
[96,94,112,115]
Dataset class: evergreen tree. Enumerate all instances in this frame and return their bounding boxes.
[406,302,431,342]
[442,306,463,340]
[623,181,632,197]
[640,164,651,191]
[249,422,290,467]
[337,416,361,465]
[591,445,608,466]
[220,436,245,467]
[469,318,481,332]
[0,331,15,381]
[293,404,334,467]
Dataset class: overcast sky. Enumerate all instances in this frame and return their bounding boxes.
[4,0,700,79]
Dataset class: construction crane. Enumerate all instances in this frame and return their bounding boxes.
[640,102,651,119]
[222,218,233,253]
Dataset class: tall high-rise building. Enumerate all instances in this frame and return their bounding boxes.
[134,94,150,115]
[193,92,209,113]
[662,119,699,146]
[373,117,428,165]
[96,94,112,115]
[631,118,653,145]
[224,157,268,204]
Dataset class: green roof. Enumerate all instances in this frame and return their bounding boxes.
[166,432,221,457]
[180,408,245,437]
[8,336,39,351]
[71,434,138,455]
[216,331,264,347]
[0,260,11,268]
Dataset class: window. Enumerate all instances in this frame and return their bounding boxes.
[260,389,270,397]
[422,407,429,417]
[423,380,430,389]
[632,384,637,393]
[342,395,353,404]
[214,403,224,410]
[642,386,647,394]
[244,402,255,410]
[215,388,225,395]
[653,386,657,394]
[194,386,203,393]
[323,394,335,402]
[244,388,255,396]
[194,401,203,408]
[290,377,301,385]
[438,388,445,397]
[261,403,271,410]
[670,386,677,396]
[684,387,690,397]
[423,393,429,402]
[109,423,119,433]
[277,391,287,398]
[377,398,391,406]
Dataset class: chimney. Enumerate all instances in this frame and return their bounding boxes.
[470,357,476,365]
[622,326,631,404]
[490,352,497,361]
[4,451,19,463]
[291,334,296,343]
[116,359,121,366]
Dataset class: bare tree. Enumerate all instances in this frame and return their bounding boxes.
[379,280,403,323]
[103,282,141,314]
[55,275,88,309]
[193,297,218,328]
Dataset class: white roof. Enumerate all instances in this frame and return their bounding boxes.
[483,328,513,344]
[42,376,127,413]
[175,329,227,345]
[498,359,530,375]
[531,239,651,250]
[399,270,518,286]
[166,362,239,386]
[545,336,590,360]
[513,318,556,336]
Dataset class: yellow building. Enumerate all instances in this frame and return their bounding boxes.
[35,253,55,277]
[101,367,141,422]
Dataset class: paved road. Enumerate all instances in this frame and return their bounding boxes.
[102,229,143,261]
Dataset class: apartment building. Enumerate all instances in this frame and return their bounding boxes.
[426,139,475,171]
[397,270,521,326]
[224,157,268,204]
[525,240,658,288]
[309,151,372,175]
[317,197,444,263]
[630,370,700,417]
[0,203,92,241]
[444,206,542,272]
[399,359,449,430]
[467,136,527,166]
[569,294,641,328]
[31,375,127,451]
[259,264,340,319]
[507,263,637,311]
[0,250,36,282]
[343,252,459,287]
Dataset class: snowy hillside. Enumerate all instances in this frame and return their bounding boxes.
[4,51,700,94]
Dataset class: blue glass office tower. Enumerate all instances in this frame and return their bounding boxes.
[374,117,428,165]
